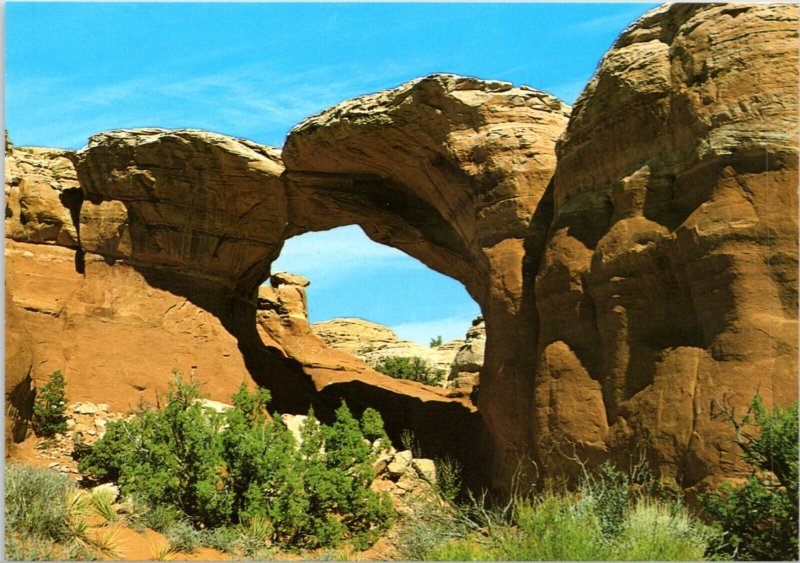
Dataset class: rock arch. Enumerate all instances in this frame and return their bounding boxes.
[67,74,568,487]
[8,4,798,492]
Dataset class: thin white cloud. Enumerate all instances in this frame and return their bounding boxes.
[271,225,424,281]
[7,59,424,149]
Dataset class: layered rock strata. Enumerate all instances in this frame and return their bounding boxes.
[531,3,798,485]
[5,3,798,492]
[6,134,490,482]
[283,73,570,487]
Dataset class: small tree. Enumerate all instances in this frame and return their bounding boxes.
[702,396,798,561]
[429,336,443,348]
[32,370,68,437]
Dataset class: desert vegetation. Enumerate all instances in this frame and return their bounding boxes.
[31,370,68,438]
[7,374,798,561]
[700,396,798,561]
[397,460,718,561]
[393,395,798,562]
[74,373,394,555]
[373,355,445,386]
[5,463,129,560]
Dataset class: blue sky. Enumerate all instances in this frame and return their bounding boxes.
[6,2,657,344]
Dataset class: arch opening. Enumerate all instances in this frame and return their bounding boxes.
[269,225,484,391]
[273,225,481,345]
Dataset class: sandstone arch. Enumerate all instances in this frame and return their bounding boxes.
[7,4,798,493]
[282,74,570,487]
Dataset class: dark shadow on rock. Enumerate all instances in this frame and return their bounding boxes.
[315,379,494,491]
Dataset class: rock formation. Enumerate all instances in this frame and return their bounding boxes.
[5,4,797,493]
[283,73,570,487]
[449,317,486,389]
[531,3,798,486]
[312,317,467,376]
[5,135,491,484]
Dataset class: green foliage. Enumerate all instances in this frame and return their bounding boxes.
[373,356,444,385]
[579,461,631,538]
[4,464,98,561]
[5,463,72,544]
[360,407,390,446]
[400,428,423,458]
[617,500,716,561]
[164,520,203,553]
[398,460,720,562]
[702,396,798,561]
[429,335,443,348]
[78,374,394,551]
[32,370,68,437]
[79,372,232,528]
[434,456,464,503]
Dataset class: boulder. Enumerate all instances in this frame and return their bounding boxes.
[412,458,437,484]
[387,450,413,478]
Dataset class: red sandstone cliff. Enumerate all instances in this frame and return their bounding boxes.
[6,4,797,492]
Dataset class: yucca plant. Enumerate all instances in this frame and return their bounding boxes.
[90,488,120,524]
[148,540,178,561]
[89,523,125,559]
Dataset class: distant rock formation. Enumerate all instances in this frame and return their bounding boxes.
[449,317,486,389]
[311,316,486,392]
[5,4,797,492]
[312,317,466,376]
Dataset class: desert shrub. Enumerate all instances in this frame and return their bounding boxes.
[32,370,68,437]
[5,463,72,543]
[374,356,444,385]
[395,490,471,560]
[5,464,99,561]
[198,525,239,553]
[164,520,203,553]
[429,335,443,348]
[615,499,715,561]
[434,455,464,503]
[400,428,423,457]
[79,372,232,528]
[360,406,390,446]
[398,459,720,561]
[78,374,393,551]
[494,493,610,560]
[702,396,798,561]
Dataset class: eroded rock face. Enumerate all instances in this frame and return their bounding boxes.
[284,73,570,488]
[5,4,797,492]
[6,132,491,483]
[532,3,798,486]
[5,146,81,247]
[74,129,288,292]
[5,239,257,412]
[449,317,486,389]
